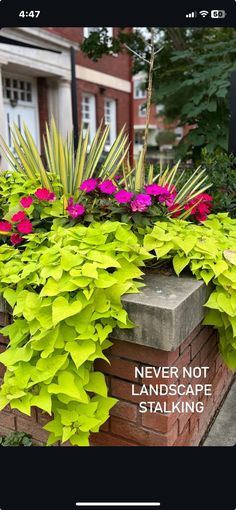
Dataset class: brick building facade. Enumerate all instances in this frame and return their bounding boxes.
[0,27,132,169]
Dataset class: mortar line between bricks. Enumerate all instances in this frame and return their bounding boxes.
[95,431,141,446]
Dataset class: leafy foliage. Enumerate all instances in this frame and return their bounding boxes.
[201,150,236,217]
[0,221,151,446]
[80,27,236,161]
[0,431,33,447]
[144,213,236,369]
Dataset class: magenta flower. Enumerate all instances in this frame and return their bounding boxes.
[115,190,133,203]
[17,220,33,234]
[98,180,117,194]
[47,192,56,201]
[114,175,122,181]
[145,184,167,196]
[11,211,26,222]
[10,234,24,245]
[0,221,12,232]
[136,193,152,206]
[20,196,33,208]
[67,198,85,219]
[159,190,175,207]
[80,178,98,193]
[130,200,147,213]
[35,188,56,201]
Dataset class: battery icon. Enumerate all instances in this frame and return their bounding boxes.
[211,10,227,18]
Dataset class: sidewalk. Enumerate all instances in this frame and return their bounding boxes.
[203,378,236,446]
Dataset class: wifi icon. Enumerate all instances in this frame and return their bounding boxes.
[199,10,209,17]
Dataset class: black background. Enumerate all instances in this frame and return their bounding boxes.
[0,447,234,510]
[0,0,235,26]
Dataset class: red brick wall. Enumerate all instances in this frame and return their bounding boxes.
[92,326,233,446]
[45,28,132,81]
[0,312,232,446]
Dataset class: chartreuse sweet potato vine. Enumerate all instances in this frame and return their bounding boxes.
[0,221,152,445]
[144,213,236,370]
[1,213,236,446]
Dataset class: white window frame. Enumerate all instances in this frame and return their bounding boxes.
[104,97,117,149]
[174,127,183,140]
[81,93,96,144]
[156,104,164,114]
[134,79,146,99]
[138,104,147,117]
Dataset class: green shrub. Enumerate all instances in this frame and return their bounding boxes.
[0,431,33,446]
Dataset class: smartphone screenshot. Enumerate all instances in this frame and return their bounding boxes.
[0,1,235,509]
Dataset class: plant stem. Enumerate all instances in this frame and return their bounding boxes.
[141,28,155,186]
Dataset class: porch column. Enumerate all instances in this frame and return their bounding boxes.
[57,78,73,140]
[0,65,7,170]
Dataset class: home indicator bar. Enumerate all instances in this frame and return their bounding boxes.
[76,504,161,507]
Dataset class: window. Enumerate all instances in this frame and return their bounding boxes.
[156,104,164,114]
[134,79,146,99]
[104,98,117,147]
[134,131,144,145]
[175,127,183,140]
[138,104,147,117]
[81,93,96,144]
[84,27,113,40]
[2,77,32,103]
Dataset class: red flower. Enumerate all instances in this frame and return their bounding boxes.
[20,196,33,208]
[168,203,182,218]
[11,211,26,222]
[17,220,33,234]
[0,221,12,232]
[35,188,56,201]
[10,234,24,245]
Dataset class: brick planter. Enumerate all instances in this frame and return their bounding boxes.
[0,274,233,446]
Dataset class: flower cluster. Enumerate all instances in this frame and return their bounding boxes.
[0,179,214,247]
[0,188,57,245]
[64,178,213,225]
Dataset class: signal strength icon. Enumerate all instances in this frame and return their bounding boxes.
[199,10,209,17]
[186,11,196,18]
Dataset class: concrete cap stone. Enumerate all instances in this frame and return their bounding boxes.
[114,274,212,352]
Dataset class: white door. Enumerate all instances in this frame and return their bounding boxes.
[2,74,40,155]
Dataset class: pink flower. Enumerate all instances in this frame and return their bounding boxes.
[130,200,147,213]
[114,175,122,181]
[11,211,26,222]
[10,234,24,245]
[98,180,117,194]
[67,198,85,219]
[0,221,12,232]
[80,178,98,193]
[47,192,56,201]
[159,190,175,207]
[136,193,152,206]
[115,190,133,203]
[17,220,33,234]
[145,184,167,196]
[20,196,33,208]
[35,188,56,201]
